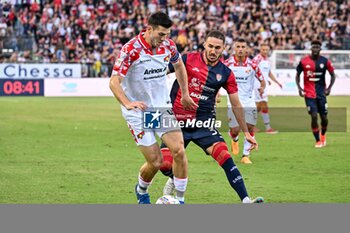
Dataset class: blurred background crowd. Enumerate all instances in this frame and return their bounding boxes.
[0,0,349,77]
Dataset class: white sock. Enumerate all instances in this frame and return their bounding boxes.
[137,174,151,194]
[242,197,252,203]
[262,113,271,130]
[243,136,254,156]
[174,177,188,201]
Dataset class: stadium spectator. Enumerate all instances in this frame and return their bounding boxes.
[109,12,196,204]
[295,40,336,148]
[0,0,349,72]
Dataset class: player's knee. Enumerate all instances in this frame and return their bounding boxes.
[211,142,231,166]
[160,148,173,171]
[261,106,268,114]
[148,156,163,170]
[229,127,240,137]
[170,146,185,161]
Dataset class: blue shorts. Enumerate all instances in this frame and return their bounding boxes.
[305,97,328,115]
[161,127,225,155]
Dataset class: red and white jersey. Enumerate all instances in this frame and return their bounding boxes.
[253,54,271,81]
[112,30,181,113]
[224,56,263,107]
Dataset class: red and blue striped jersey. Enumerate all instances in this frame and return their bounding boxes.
[170,52,238,121]
[296,55,335,98]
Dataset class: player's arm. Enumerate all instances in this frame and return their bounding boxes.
[172,59,198,110]
[269,71,282,88]
[325,71,336,96]
[325,60,336,96]
[254,64,266,96]
[109,74,147,111]
[295,61,304,97]
[228,93,258,151]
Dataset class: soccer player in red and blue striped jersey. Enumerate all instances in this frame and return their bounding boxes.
[160,31,263,203]
[296,40,336,148]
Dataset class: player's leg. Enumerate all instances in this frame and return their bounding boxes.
[261,101,278,134]
[241,107,257,164]
[305,98,322,147]
[203,137,263,203]
[136,143,163,204]
[161,130,188,203]
[126,121,160,204]
[318,97,328,146]
[241,123,255,164]
[227,107,240,155]
[254,101,262,132]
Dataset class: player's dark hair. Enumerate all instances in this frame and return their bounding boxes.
[148,12,173,29]
[205,30,226,44]
[311,40,322,46]
[236,37,247,43]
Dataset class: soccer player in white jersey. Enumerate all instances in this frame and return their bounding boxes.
[225,38,266,164]
[109,12,197,204]
[253,43,282,134]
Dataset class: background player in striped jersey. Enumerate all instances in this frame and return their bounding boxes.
[225,38,266,164]
[160,30,263,203]
[109,12,197,204]
[253,43,283,134]
[296,40,336,148]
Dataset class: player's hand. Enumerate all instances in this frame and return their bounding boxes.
[181,94,198,110]
[125,101,147,111]
[325,88,331,96]
[298,88,304,97]
[245,133,258,152]
[258,87,265,96]
[278,83,283,89]
[268,80,272,85]
[216,93,222,104]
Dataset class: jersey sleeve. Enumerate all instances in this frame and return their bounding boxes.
[326,59,335,73]
[223,71,238,94]
[168,54,187,73]
[112,42,139,77]
[168,39,181,64]
[296,61,303,74]
[251,60,263,81]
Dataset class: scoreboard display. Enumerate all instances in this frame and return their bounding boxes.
[0,79,44,96]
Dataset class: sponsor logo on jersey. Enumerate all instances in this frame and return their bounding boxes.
[192,67,200,72]
[190,92,209,100]
[139,59,151,63]
[144,67,167,75]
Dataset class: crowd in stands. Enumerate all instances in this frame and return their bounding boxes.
[0,0,349,76]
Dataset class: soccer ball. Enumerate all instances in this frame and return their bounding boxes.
[155,195,180,204]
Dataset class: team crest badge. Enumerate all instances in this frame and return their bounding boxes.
[320,64,324,69]
[216,74,222,81]
[137,131,145,139]
[164,55,170,62]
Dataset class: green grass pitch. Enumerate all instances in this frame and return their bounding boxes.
[0,96,349,203]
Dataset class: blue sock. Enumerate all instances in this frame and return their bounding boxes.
[221,158,248,201]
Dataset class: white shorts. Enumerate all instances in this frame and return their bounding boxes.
[227,106,257,128]
[254,80,268,102]
[122,107,181,146]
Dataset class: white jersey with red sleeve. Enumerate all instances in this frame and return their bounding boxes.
[112,30,181,116]
[253,54,271,81]
[224,56,263,107]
